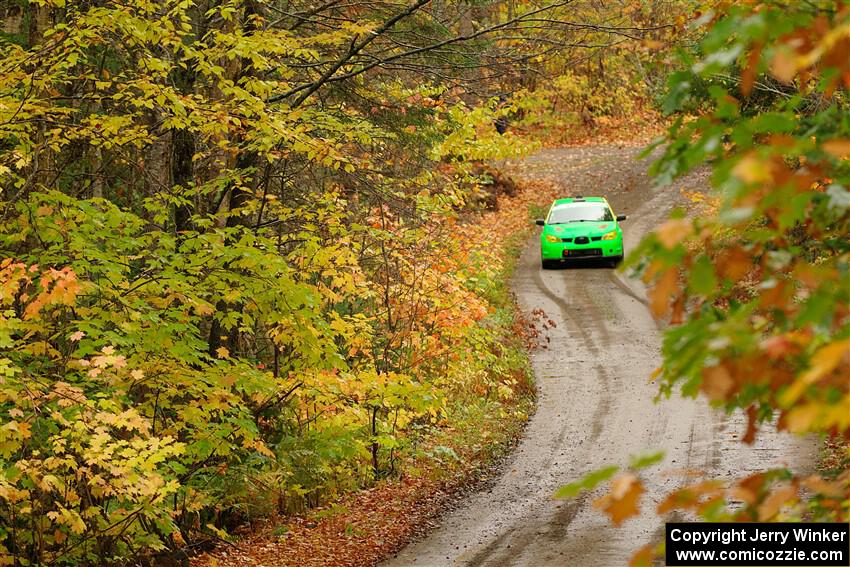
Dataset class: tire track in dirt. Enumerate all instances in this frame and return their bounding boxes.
[530,264,613,448]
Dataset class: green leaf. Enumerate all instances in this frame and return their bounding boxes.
[554,465,619,499]
[629,451,665,470]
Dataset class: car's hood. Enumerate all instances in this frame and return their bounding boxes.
[545,221,616,236]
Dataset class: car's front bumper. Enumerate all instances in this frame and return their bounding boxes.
[540,238,623,260]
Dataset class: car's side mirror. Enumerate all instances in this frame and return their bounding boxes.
[616,214,627,222]
[535,219,545,226]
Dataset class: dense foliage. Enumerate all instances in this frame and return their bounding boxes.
[645,0,849,453]
[0,0,678,564]
[558,1,849,563]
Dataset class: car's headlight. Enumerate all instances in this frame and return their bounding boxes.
[601,230,618,240]
[545,234,561,243]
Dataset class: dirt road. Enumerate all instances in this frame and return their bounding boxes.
[382,146,816,567]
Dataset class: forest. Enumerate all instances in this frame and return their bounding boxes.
[0,0,846,566]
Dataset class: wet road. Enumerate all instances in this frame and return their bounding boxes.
[382,146,815,567]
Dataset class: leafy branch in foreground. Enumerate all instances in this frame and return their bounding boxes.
[0,0,690,563]
[558,1,849,564]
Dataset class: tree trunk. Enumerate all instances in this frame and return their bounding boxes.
[171,128,195,233]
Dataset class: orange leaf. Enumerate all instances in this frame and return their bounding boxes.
[649,268,678,318]
[770,49,797,83]
[593,473,644,526]
[822,139,850,158]
[741,43,762,97]
[801,475,845,498]
[716,246,752,281]
[629,544,655,567]
[655,218,693,249]
[657,481,723,514]
[757,484,798,521]
[758,279,790,309]
[731,473,765,505]
[742,405,758,445]
[701,364,735,401]
[670,292,686,325]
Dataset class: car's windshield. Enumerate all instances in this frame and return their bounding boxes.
[547,203,613,224]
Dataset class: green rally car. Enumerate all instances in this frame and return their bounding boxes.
[535,196,626,269]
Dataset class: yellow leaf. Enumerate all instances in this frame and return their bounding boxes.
[648,366,662,383]
[216,346,229,359]
[781,339,850,405]
[785,403,820,433]
[193,302,214,316]
[732,154,771,184]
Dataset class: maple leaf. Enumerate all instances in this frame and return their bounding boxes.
[216,346,230,359]
[730,473,765,505]
[701,364,735,401]
[716,246,751,281]
[69,331,85,341]
[593,473,644,526]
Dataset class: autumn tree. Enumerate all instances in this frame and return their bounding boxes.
[0,0,677,563]
[559,1,849,562]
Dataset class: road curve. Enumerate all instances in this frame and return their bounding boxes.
[382,146,815,567]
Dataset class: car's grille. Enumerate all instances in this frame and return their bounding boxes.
[591,236,602,241]
[574,236,590,245]
[563,248,602,257]
[561,237,573,242]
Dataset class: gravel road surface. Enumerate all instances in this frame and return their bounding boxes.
[382,146,815,567]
